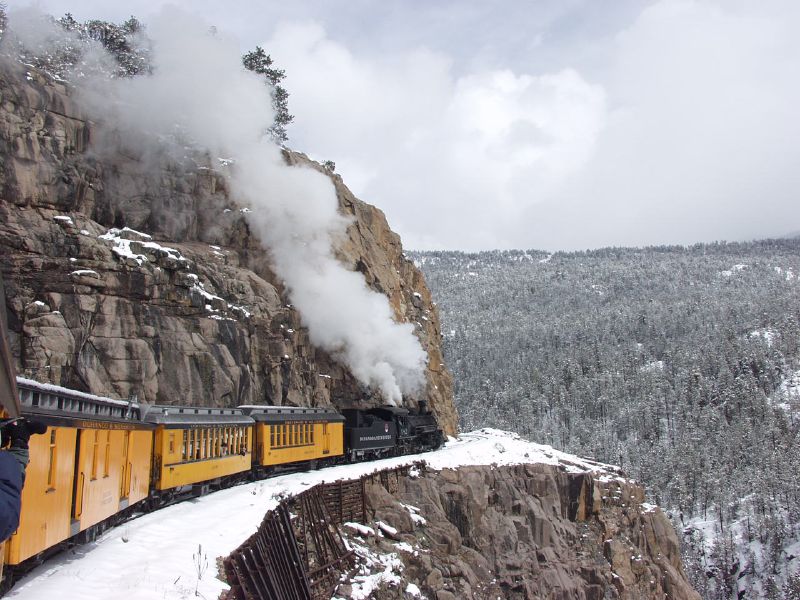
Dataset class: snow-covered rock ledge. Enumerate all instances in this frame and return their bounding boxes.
[8,430,699,600]
[335,430,700,600]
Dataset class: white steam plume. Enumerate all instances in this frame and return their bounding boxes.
[74,8,426,404]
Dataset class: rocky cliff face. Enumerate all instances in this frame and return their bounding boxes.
[0,58,456,434]
[342,462,700,600]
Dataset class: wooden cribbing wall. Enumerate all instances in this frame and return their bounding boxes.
[222,463,422,600]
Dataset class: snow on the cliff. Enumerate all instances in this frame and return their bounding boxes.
[97,229,253,320]
[8,429,619,600]
[343,535,404,600]
[99,227,192,268]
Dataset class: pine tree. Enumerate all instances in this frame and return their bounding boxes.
[242,46,293,144]
[784,570,800,600]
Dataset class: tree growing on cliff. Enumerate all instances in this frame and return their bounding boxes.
[57,14,151,77]
[1,12,150,80]
[242,46,293,144]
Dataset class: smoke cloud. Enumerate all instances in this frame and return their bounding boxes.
[53,8,426,404]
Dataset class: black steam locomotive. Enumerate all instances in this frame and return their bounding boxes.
[344,401,445,461]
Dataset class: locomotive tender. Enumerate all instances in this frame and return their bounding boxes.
[0,377,445,591]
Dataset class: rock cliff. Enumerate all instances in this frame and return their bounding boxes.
[0,58,456,434]
[341,461,700,600]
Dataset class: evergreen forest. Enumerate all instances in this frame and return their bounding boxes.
[412,240,800,599]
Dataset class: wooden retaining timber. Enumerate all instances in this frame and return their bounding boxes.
[223,503,312,600]
[221,462,424,600]
[294,490,353,598]
[319,479,366,526]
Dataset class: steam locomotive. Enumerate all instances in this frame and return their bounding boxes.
[0,377,445,592]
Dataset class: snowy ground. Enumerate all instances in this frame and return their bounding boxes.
[8,429,617,600]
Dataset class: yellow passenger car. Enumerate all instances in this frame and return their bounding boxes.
[144,406,254,494]
[5,378,153,565]
[239,405,344,472]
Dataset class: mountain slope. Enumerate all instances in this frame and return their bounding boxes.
[413,245,800,597]
[0,57,456,433]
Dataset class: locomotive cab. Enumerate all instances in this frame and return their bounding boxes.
[342,403,446,459]
[358,405,445,454]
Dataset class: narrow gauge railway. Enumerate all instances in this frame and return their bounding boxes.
[0,377,445,593]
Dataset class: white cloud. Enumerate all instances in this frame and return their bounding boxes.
[263,1,800,250]
[536,0,800,250]
[266,22,606,250]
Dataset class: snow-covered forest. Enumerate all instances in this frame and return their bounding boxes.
[413,240,800,599]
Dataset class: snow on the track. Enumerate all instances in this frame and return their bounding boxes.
[8,429,617,600]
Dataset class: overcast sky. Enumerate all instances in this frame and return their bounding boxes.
[13,0,800,251]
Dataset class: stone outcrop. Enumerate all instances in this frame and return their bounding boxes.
[0,58,457,434]
[339,463,700,600]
